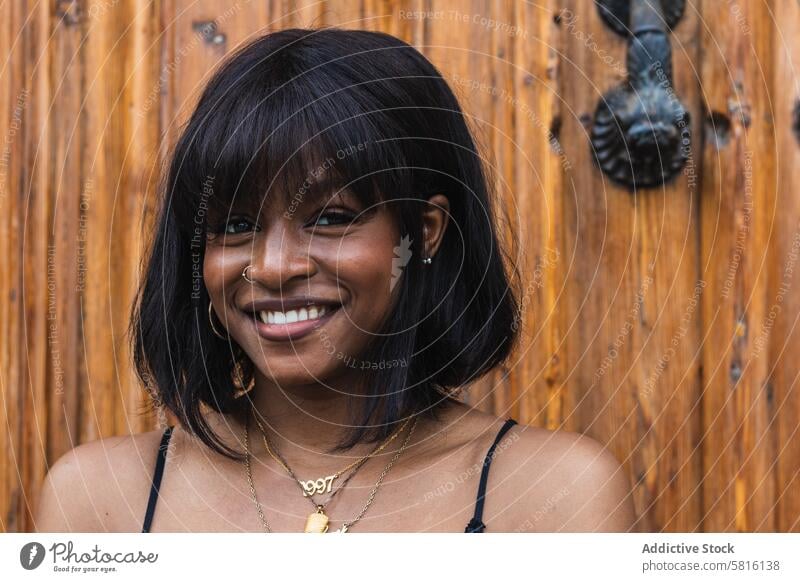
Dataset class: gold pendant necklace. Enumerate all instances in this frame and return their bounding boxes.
[254,415,411,532]
[334,417,418,533]
[243,413,418,533]
[305,506,330,533]
[258,416,412,498]
[301,476,336,497]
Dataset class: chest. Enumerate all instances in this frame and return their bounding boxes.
[137,446,492,533]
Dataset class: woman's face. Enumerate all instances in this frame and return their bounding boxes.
[203,186,402,387]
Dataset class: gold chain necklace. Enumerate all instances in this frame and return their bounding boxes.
[243,414,418,533]
[256,415,412,499]
[254,415,411,532]
[252,415,387,526]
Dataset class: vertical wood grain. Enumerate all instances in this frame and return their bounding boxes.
[507,0,564,432]
[638,0,703,533]
[18,0,52,535]
[48,0,86,466]
[699,0,777,531]
[558,0,702,532]
[80,0,161,450]
[762,0,800,532]
[0,0,31,533]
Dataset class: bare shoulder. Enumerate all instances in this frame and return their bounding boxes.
[438,405,636,532]
[495,423,637,532]
[34,428,167,533]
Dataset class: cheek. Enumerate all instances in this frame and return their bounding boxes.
[203,247,238,297]
[328,236,400,319]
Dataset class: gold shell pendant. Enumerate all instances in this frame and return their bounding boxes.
[304,507,330,533]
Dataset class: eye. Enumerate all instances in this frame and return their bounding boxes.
[223,217,258,235]
[311,209,358,227]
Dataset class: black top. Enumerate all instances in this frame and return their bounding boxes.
[141,418,518,533]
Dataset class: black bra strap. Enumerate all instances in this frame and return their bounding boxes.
[142,426,174,533]
[465,418,517,533]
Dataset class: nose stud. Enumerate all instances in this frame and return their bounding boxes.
[242,265,255,283]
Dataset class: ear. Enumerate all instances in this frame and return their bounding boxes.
[421,194,450,259]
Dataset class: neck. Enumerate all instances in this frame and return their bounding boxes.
[206,370,456,475]
[251,379,359,451]
[237,369,424,480]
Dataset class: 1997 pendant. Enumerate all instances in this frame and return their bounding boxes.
[300,475,336,496]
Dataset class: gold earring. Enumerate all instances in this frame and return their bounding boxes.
[232,359,256,398]
[208,301,229,339]
[433,383,463,398]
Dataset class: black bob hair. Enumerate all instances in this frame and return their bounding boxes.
[130,28,522,460]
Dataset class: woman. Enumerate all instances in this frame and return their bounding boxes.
[35,28,635,533]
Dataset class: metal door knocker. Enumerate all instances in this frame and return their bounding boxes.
[590,0,691,189]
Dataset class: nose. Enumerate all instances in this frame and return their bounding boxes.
[244,219,315,289]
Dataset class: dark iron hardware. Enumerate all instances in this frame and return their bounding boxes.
[793,100,800,145]
[596,0,685,36]
[591,0,691,188]
[192,20,227,47]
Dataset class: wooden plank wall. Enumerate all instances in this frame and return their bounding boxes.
[1,0,798,533]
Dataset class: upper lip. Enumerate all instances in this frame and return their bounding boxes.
[239,296,343,314]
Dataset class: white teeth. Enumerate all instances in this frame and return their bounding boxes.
[257,305,332,325]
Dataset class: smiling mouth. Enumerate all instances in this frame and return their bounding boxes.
[244,304,343,341]
[255,305,335,325]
